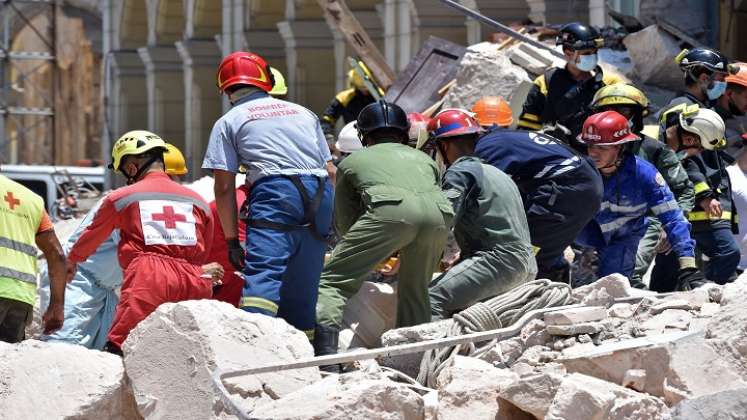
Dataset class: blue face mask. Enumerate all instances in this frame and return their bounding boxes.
[575,53,598,72]
[706,81,727,100]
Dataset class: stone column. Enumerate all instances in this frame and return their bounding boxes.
[277,20,335,114]
[176,40,223,180]
[137,46,186,157]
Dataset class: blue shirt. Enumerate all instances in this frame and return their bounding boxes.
[202,92,332,183]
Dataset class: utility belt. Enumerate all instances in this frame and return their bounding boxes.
[239,174,327,241]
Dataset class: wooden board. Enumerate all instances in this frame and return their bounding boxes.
[383,36,466,114]
[316,0,395,89]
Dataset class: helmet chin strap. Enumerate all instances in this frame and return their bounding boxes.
[121,154,160,185]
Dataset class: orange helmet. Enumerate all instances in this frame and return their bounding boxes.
[726,62,747,88]
[216,51,274,93]
[471,96,513,128]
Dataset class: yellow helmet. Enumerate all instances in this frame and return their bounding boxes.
[268,67,287,97]
[110,130,168,171]
[591,84,650,116]
[164,143,188,176]
[347,61,374,91]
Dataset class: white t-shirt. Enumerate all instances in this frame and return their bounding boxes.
[202,92,332,183]
[727,164,747,270]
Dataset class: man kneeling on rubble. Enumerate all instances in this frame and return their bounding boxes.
[65,131,215,355]
[426,109,536,320]
[574,111,705,290]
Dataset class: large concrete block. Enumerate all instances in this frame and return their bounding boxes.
[123,300,320,419]
[622,25,682,91]
[443,42,530,111]
[0,340,139,419]
[671,388,747,420]
[342,281,397,348]
[251,369,424,420]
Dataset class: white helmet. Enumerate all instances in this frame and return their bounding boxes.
[335,121,363,154]
[680,107,726,150]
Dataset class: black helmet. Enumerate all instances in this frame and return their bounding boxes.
[556,22,604,51]
[356,100,409,138]
[675,47,734,75]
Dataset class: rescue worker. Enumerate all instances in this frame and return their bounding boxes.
[472,96,513,129]
[518,22,622,147]
[40,145,224,349]
[666,47,734,110]
[426,109,536,319]
[0,173,66,342]
[727,135,747,272]
[652,104,738,287]
[66,131,215,354]
[590,84,695,288]
[474,120,604,282]
[575,111,703,289]
[203,51,335,339]
[314,100,452,364]
[320,62,377,144]
[715,62,747,157]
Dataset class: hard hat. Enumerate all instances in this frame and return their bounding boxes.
[335,121,363,153]
[471,96,513,127]
[216,51,274,94]
[675,47,734,75]
[577,111,640,146]
[408,112,431,149]
[591,84,650,116]
[428,109,483,140]
[109,130,169,171]
[357,100,409,138]
[725,62,747,88]
[164,143,188,176]
[347,61,374,91]
[556,22,604,51]
[679,107,726,151]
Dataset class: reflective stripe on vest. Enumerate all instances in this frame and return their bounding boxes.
[688,210,736,223]
[0,175,43,285]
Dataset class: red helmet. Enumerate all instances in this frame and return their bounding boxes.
[217,51,274,93]
[428,109,482,140]
[408,112,431,125]
[577,111,640,146]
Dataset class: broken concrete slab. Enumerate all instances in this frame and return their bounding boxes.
[520,318,552,347]
[342,281,396,348]
[123,300,320,419]
[572,273,632,303]
[651,299,693,314]
[443,42,531,111]
[607,303,636,319]
[670,388,747,420]
[544,306,607,326]
[380,319,451,377]
[641,309,693,333]
[498,370,564,419]
[0,340,139,420]
[251,369,424,420]
[479,337,524,366]
[623,25,683,90]
[436,356,518,420]
[699,302,720,317]
[545,373,670,420]
[559,330,747,405]
[622,369,647,392]
[547,321,607,336]
[705,287,747,376]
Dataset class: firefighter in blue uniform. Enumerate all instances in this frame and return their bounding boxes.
[474,124,604,282]
[575,111,704,289]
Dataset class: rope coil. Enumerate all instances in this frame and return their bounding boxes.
[417,279,574,387]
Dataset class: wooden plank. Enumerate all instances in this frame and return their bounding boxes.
[656,17,703,48]
[383,36,466,114]
[316,0,395,89]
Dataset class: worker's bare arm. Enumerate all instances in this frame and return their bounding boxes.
[213,169,238,240]
[35,230,65,334]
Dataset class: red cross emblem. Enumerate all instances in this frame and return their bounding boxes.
[4,191,20,210]
[151,205,187,229]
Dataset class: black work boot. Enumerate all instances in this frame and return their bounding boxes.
[313,325,342,373]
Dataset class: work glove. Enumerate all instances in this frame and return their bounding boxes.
[227,238,245,271]
[676,268,708,291]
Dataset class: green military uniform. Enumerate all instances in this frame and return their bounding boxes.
[429,156,536,320]
[316,142,453,329]
[630,136,695,286]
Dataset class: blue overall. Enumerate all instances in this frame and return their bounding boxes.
[576,154,695,278]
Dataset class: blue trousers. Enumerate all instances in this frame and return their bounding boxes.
[240,175,333,338]
[577,222,641,279]
[693,226,740,284]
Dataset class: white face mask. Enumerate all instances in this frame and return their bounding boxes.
[575,53,598,72]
